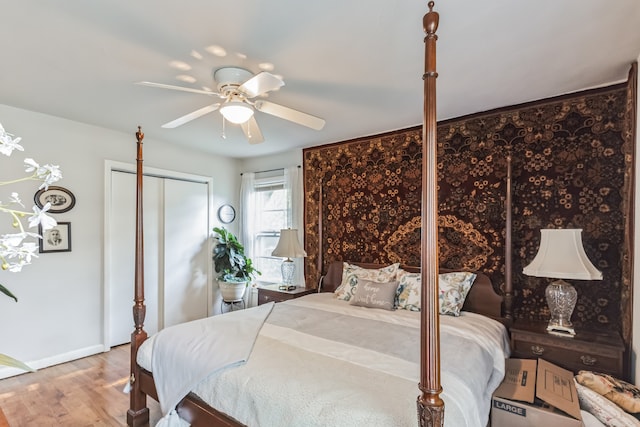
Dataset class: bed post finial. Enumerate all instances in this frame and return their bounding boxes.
[418,2,445,427]
[424,2,438,34]
[136,125,144,143]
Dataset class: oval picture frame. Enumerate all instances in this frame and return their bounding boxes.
[34,186,76,213]
[217,204,236,224]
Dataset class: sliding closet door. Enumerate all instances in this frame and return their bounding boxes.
[108,172,161,347]
[107,169,210,347]
[163,178,209,328]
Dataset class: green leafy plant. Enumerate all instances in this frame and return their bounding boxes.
[212,226,260,283]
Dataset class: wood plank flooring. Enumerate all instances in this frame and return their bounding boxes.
[0,345,161,426]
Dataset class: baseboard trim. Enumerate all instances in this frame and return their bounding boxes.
[0,344,105,380]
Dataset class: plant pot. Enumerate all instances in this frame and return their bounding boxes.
[219,280,248,302]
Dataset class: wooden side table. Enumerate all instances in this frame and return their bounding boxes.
[257,284,316,305]
[510,320,625,380]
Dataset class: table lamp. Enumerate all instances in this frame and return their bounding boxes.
[523,228,602,336]
[271,229,307,290]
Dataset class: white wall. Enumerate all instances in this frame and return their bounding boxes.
[0,104,240,378]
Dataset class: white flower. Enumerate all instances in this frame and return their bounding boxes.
[28,203,57,230]
[1,232,40,247]
[0,125,60,283]
[0,123,24,156]
[38,163,63,189]
[9,192,24,207]
[0,233,39,272]
[23,157,39,173]
[23,158,62,189]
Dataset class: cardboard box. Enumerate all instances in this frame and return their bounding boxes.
[491,358,582,427]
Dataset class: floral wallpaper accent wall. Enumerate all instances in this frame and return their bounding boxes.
[303,80,634,341]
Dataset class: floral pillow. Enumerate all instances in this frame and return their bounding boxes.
[576,370,640,413]
[575,381,640,427]
[396,272,421,311]
[438,272,477,316]
[334,262,400,301]
[349,280,399,311]
[396,271,477,316]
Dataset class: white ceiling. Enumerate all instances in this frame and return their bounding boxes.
[2,0,640,159]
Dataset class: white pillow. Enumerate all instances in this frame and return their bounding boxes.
[575,381,640,427]
[576,370,640,413]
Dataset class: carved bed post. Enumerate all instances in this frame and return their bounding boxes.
[417,2,444,427]
[127,126,150,427]
[504,152,514,321]
[318,181,323,286]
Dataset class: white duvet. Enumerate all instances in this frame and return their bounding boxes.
[138,293,510,427]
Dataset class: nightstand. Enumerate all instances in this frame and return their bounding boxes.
[510,320,625,379]
[257,284,316,305]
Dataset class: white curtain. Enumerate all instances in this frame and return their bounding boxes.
[240,166,305,287]
[239,172,257,260]
[283,166,305,285]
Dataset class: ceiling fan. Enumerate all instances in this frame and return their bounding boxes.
[137,67,325,144]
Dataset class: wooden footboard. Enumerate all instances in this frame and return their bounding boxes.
[135,367,244,427]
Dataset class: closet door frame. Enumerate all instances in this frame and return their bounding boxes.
[103,160,213,351]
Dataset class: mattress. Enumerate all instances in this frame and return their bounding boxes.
[138,292,510,427]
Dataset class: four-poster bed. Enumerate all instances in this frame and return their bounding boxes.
[127,3,514,426]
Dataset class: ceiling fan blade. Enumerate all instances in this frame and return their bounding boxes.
[254,100,325,130]
[238,72,284,98]
[137,81,216,96]
[241,116,264,144]
[161,104,220,128]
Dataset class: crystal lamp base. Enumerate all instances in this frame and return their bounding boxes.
[545,279,577,336]
[279,258,295,290]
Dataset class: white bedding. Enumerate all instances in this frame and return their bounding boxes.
[150,302,274,425]
[138,292,510,427]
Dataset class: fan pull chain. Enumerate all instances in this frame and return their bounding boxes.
[221,117,227,139]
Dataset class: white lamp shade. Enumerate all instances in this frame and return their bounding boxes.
[219,101,254,124]
[523,229,602,280]
[271,229,307,258]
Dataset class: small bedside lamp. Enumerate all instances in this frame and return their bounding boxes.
[271,229,307,290]
[523,229,602,336]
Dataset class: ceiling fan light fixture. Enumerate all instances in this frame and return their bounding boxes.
[219,101,254,124]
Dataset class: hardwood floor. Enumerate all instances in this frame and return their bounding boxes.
[0,345,161,426]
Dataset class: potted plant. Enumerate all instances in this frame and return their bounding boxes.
[212,226,260,302]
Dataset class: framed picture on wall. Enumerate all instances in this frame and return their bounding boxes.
[39,222,71,253]
[34,186,76,213]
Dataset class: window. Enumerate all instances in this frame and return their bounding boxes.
[251,176,288,283]
[241,166,303,286]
